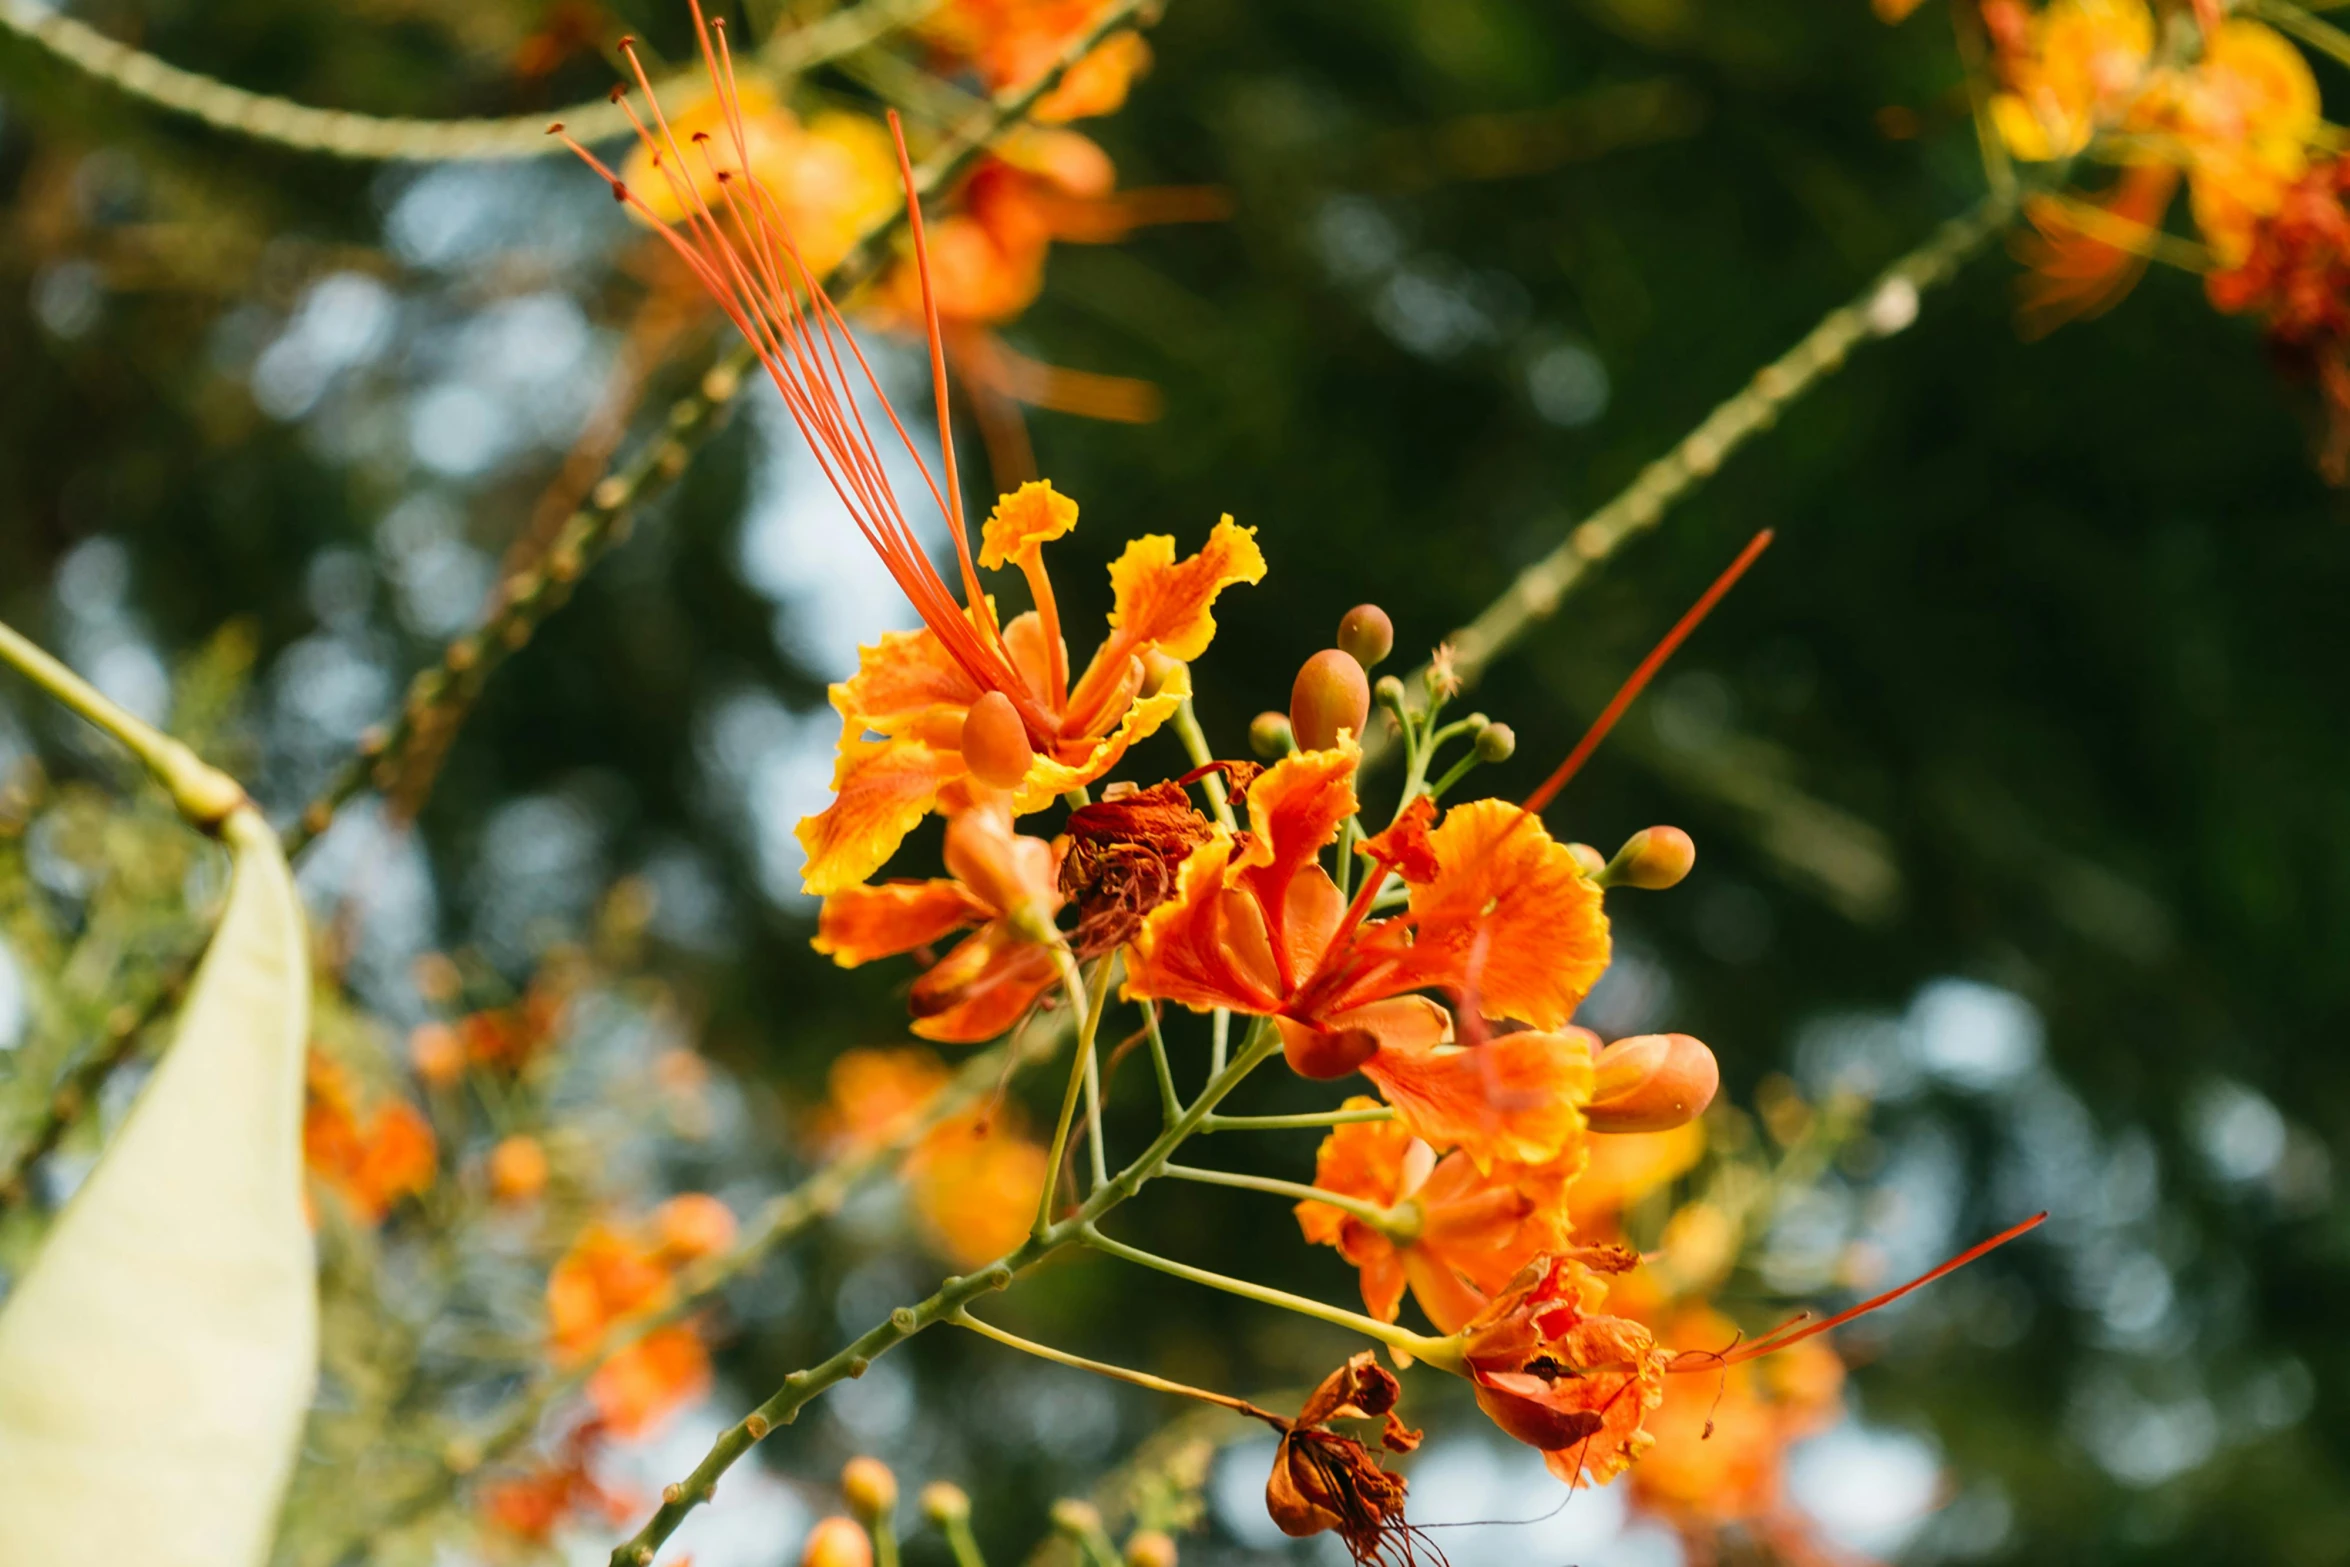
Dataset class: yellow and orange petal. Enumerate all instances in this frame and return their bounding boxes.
[832,624,986,737]
[980,479,1081,569]
[2179,20,2320,266]
[1386,799,1610,1031]
[815,879,995,967]
[1232,741,1360,942]
[908,921,1061,1042]
[1567,1120,1707,1234]
[1360,1025,1594,1174]
[1033,31,1153,124]
[1098,516,1267,664]
[1123,830,1288,1014]
[798,737,966,896]
[1989,0,2155,163]
[1017,659,1190,806]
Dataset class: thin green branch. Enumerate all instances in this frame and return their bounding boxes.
[1205,1105,1395,1133]
[1079,1224,1456,1369]
[1171,696,1237,830]
[0,0,937,161]
[1036,948,1105,1234]
[1160,1161,1405,1235]
[602,1014,1285,1566]
[1365,189,2016,762]
[2248,0,2350,71]
[1143,1004,1181,1128]
[953,1310,1284,1425]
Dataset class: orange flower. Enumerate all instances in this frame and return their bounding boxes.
[799,482,1263,893]
[1628,1305,1846,1540]
[811,1046,956,1155]
[489,1134,550,1205]
[1454,1250,1669,1488]
[479,1420,631,1543]
[1295,1100,1575,1331]
[563,34,1260,898]
[919,0,1152,118]
[2209,152,2350,481]
[2170,19,2319,267]
[905,1111,1050,1267]
[814,798,1065,1042]
[622,84,898,277]
[303,1057,437,1224]
[546,1196,736,1436]
[1988,0,2155,163]
[1124,743,1608,1169]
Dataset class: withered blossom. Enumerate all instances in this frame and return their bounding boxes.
[1266,1353,1425,1565]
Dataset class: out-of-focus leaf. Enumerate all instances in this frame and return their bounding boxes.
[0,805,313,1567]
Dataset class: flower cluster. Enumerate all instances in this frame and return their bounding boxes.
[558,11,2045,1559]
[1890,0,2350,475]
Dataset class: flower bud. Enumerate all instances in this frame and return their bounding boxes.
[1603,826,1696,890]
[1249,710,1294,759]
[1336,604,1394,669]
[1140,648,1184,698]
[1291,649,1371,751]
[1373,673,1406,708]
[487,1135,548,1204]
[919,1481,970,1525]
[841,1456,897,1519]
[801,1517,873,1567]
[1051,1499,1105,1538]
[1565,841,1607,878]
[655,1192,737,1261]
[961,690,1035,789]
[1473,721,1516,763]
[409,1022,463,1087]
[1585,1033,1719,1133]
[1125,1530,1180,1567]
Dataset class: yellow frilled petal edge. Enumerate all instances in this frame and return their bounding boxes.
[1104,516,1266,663]
[980,480,1080,570]
[797,736,965,897]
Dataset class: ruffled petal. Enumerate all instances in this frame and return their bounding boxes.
[1101,515,1267,663]
[796,737,963,896]
[1232,740,1358,965]
[832,624,983,735]
[1123,830,1286,1013]
[908,923,1060,1043]
[1387,799,1610,1030]
[813,879,992,966]
[980,479,1079,569]
[1362,1025,1594,1174]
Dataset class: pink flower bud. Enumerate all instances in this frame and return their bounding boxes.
[1291,649,1371,751]
[1604,826,1696,890]
[961,690,1035,788]
[1585,1033,1719,1133]
[1336,604,1395,669]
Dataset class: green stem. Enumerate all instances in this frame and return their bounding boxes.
[1427,748,1483,801]
[872,1515,901,1567]
[1143,1004,1181,1129]
[603,1015,1284,1567]
[1080,1225,1457,1370]
[1206,1105,1396,1133]
[1160,1162,1408,1236]
[2249,0,2350,70]
[1036,947,1104,1235]
[1172,695,1236,831]
[953,1310,1282,1424]
[940,1514,989,1567]
[1082,961,1113,1191]
[1210,1007,1231,1077]
[0,618,245,828]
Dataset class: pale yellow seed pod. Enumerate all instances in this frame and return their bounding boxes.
[801,1516,873,1567]
[841,1455,897,1519]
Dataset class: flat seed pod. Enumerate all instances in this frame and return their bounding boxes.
[0,806,314,1567]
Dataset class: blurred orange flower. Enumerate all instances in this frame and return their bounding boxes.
[1455,1250,1668,1488]
[546,1196,737,1436]
[905,1110,1050,1266]
[812,1046,957,1155]
[304,1056,436,1224]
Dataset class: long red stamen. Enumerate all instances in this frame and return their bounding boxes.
[557,3,1057,737]
[1522,529,1775,814]
[1678,1212,2047,1371]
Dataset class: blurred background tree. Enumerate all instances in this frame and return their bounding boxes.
[2,0,2345,1563]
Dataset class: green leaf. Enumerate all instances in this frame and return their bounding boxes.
[0,806,314,1566]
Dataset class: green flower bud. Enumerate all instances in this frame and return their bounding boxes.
[1604,825,1696,890]
[1474,721,1516,763]
[1249,709,1294,758]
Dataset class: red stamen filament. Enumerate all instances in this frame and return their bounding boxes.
[1680,1211,2048,1371]
[553,1,1057,740]
[1523,528,1776,814]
